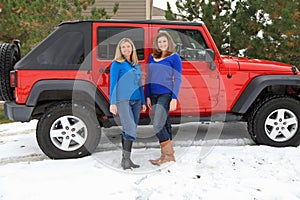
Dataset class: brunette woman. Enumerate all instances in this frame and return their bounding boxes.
[146,31,182,165]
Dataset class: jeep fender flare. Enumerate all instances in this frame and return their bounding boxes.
[232,75,300,114]
[26,80,111,116]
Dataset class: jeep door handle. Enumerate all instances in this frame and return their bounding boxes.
[99,69,110,73]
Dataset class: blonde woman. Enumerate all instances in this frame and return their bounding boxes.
[110,38,146,170]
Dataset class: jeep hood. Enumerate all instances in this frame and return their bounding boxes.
[222,56,293,72]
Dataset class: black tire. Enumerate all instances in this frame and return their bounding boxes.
[249,96,300,147]
[0,43,19,101]
[36,102,101,159]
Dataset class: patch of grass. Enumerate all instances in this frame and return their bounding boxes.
[0,107,13,124]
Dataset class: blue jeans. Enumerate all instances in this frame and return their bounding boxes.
[117,100,141,141]
[150,94,172,142]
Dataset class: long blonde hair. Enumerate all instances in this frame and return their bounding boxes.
[114,38,139,65]
[152,31,175,59]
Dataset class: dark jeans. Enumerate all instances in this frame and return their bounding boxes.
[117,100,141,141]
[150,94,172,142]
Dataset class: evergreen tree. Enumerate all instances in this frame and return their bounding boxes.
[165,2,176,20]
[0,0,119,55]
[165,0,300,67]
[165,0,233,54]
[245,0,300,66]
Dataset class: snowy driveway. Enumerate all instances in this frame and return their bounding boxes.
[0,120,253,165]
[0,121,299,200]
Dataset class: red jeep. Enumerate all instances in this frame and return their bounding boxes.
[1,20,300,159]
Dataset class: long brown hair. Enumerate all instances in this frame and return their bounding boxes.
[114,38,139,65]
[152,31,175,59]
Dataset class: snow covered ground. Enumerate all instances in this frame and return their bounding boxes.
[0,120,299,200]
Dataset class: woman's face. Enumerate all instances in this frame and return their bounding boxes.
[120,41,132,58]
[157,36,169,52]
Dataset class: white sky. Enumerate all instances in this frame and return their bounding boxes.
[153,0,239,14]
[153,0,178,12]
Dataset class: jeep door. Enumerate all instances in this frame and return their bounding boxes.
[149,24,220,116]
[91,22,149,104]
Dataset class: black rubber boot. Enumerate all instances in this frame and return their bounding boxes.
[121,138,140,170]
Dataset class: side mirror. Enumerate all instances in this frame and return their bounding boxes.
[205,49,216,70]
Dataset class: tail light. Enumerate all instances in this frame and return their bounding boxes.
[10,70,17,87]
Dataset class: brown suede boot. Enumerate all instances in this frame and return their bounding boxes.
[150,140,175,165]
[149,140,167,165]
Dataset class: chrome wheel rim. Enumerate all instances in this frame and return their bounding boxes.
[50,115,88,151]
[264,109,298,142]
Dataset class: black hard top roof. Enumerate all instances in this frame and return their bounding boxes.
[59,19,203,27]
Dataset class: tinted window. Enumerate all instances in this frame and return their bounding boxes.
[160,29,208,61]
[97,27,144,60]
[37,32,84,65]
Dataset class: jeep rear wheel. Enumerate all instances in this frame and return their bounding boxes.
[0,43,19,101]
[250,97,300,147]
[36,102,101,159]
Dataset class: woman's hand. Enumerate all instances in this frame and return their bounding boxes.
[146,98,152,110]
[109,104,118,115]
[141,105,147,112]
[169,99,177,112]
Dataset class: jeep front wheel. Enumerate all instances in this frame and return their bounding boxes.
[250,97,300,147]
[36,102,101,159]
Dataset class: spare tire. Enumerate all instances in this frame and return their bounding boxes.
[0,43,20,101]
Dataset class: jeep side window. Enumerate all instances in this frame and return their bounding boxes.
[37,31,84,65]
[97,27,144,60]
[159,29,208,61]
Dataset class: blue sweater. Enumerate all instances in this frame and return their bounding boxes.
[110,60,145,105]
[146,53,182,99]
